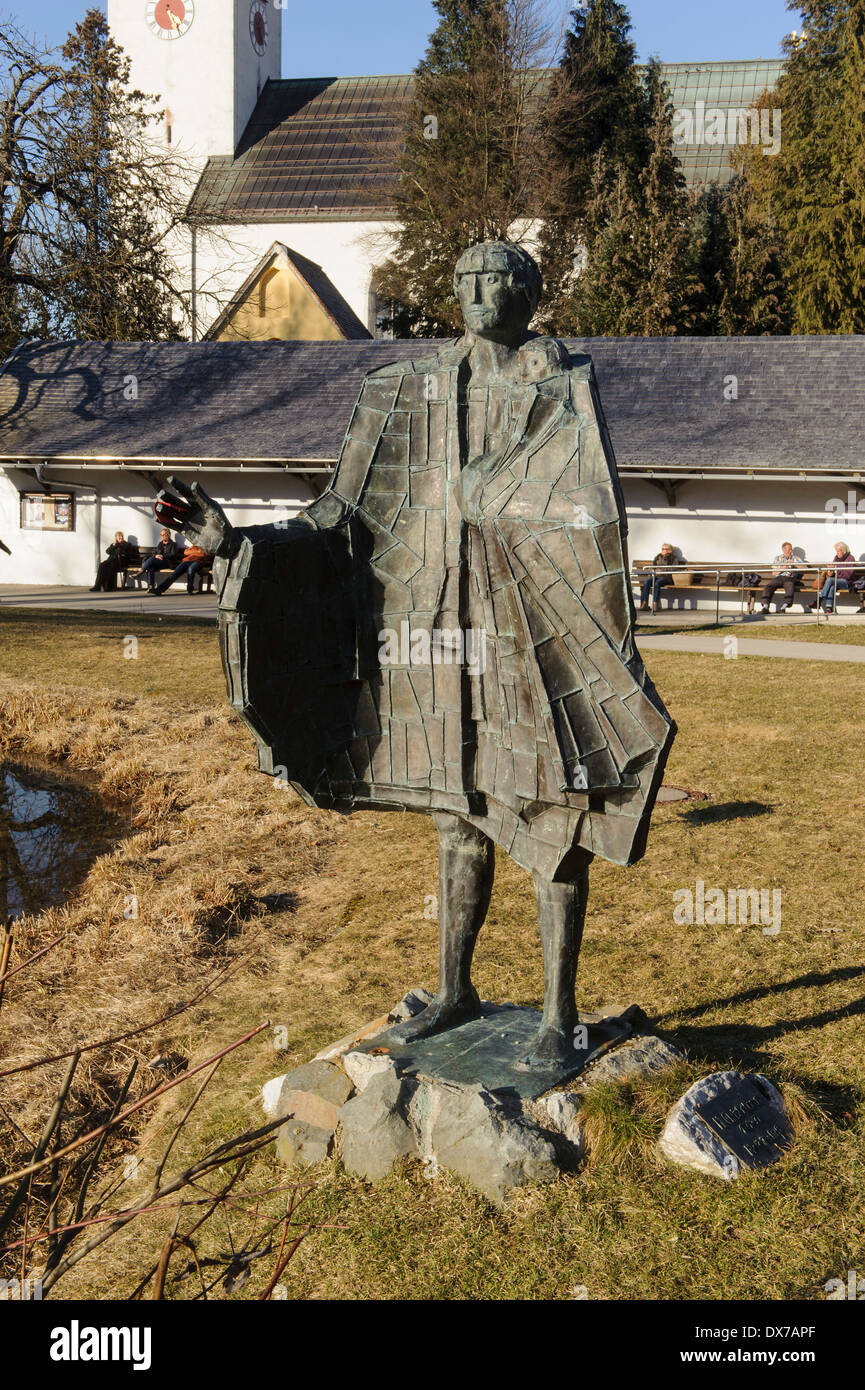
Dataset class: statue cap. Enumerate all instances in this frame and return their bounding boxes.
[453,240,542,311]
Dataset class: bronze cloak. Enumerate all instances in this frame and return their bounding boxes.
[215,335,676,878]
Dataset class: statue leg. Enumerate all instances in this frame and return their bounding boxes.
[386,812,493,1043]
[524,853,592,1066]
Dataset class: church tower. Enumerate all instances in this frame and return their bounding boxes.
[107,0,283,166]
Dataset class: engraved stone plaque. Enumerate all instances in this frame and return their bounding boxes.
[695,1075,792,1169]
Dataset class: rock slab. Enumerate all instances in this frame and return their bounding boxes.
[576,1034,684,1088]
[339,1070,416,1180]
[659,1071,792,1180]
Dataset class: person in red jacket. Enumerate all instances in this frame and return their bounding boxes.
[148,543,210,595]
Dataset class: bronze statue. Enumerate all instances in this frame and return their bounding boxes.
[166,241,675,1068]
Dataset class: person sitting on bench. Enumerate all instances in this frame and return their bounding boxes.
[90,532,139,592]
[639,542,683,613]
[759,542,803,614]
[148,543,211,596]
[806,541,861,616]
[140,529,184,591]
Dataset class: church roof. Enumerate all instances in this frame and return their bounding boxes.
[189,75,411,222]
[1,336,863,477]
[187,60,785,224]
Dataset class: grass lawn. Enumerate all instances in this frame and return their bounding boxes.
[1,609,863,1301]
[644,619,865,645]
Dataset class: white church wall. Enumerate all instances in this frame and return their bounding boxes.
[107,2,387,337]
[107,0,282,167]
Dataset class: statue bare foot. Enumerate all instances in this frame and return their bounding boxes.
[384,989,482,1044]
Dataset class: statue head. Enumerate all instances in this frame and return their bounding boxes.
[454,241,542,345]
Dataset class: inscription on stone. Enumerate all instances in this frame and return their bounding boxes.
[696,1076,792,1169]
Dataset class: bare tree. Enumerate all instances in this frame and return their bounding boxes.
[0,11,228,349]
[0,944,338,1300]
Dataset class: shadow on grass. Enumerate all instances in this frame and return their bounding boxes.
[654,964,865,1118]
[682,800,774,825]
[200,889,300,948]
[637,622,730,636]
[0,608,215,634]
[259,891,299,914]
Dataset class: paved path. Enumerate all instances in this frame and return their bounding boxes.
[638,634,865,663]
[1,587,863,661]
[0,585,218,618]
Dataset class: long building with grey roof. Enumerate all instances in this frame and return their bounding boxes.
[2,337,862,590]
[3,8,817,594]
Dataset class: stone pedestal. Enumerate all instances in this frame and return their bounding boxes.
[349,1000,645,1099]
[262,990,684,1203]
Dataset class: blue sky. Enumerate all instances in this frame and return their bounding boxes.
[9,1,802,71]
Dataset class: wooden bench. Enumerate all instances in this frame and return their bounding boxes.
[632,564,865,615]
[122,547,214,593]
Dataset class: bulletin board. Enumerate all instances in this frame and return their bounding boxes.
[19,493,75,531]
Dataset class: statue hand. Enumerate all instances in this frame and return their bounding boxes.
[166,475,232,555]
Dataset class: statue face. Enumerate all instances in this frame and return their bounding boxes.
[457,268,531,344]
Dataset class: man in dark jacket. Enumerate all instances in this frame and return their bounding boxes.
[148,543,211,595]
[140,529,183,591]
[90,532,139,592]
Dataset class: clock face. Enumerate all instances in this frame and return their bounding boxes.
[146,0,195,40]
[250,1,269,55]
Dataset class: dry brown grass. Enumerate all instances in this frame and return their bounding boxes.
[0,679,351,1178]
[1,610,864,1300]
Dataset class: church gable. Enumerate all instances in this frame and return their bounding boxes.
[207,243,372,343]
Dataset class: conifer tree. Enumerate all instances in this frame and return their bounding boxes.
[567,63,697,335]
[691,179,790,335]
[53,9,185,339]
[740,0,865,332]
[376,0,546,335]
[535,0,648,333]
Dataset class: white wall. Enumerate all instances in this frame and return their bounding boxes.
[0,472,101,586]
[0,469,316,586]
[622,478,865,567]
[6,469,864,588]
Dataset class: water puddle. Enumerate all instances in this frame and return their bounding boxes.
[0,760,118,920]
